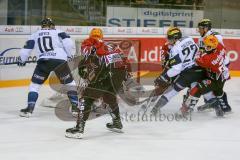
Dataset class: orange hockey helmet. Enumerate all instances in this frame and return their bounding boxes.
[89,28,103,40]
[203,35,218,51]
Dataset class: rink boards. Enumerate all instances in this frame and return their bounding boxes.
[0,26,240,87]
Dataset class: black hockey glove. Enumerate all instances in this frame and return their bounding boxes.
[90,46,97,55]
[17,59,26,67]
[154,71,171,86]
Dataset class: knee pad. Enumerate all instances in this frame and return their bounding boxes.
[29,82,41,93]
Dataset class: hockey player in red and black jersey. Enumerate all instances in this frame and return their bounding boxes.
[196,19,231,112]
[65,28,128,139]
[182,35,230,117]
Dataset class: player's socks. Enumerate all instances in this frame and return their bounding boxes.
[221,92,232,112]
[67,90,79,116]
[151,95,168,115]
[20,92,38,118]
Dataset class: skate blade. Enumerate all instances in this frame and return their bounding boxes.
[107,128,124,133]
[197,108,214,112]
[19,112,32,118]
[65,132,83,139]
[224,111,233,115]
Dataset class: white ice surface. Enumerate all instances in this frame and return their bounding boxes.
[0,78,240,160]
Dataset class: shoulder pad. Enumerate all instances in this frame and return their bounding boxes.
[58,32,70,39]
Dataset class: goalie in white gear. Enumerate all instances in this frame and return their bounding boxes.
[18,18,78,117]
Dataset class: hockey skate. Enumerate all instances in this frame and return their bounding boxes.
[151,106,161,116]
[221,92,232,113]
[180,95,198,115]
[176,104,193,118]
[65,121,85,139]
[106,117,123,133]
[221,105,232,113]
[212,100,224,117]
[151,96,168,116]
[19,107,34,118]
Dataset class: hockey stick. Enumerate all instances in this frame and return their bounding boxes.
[0,60,36,65]
[197,99,217,111]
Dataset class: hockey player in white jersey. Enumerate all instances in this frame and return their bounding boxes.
[151,27,206,115]
[18,18,78,117]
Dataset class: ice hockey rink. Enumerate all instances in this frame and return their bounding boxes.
[0,78,239,160]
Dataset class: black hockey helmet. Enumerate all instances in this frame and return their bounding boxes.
[198,19,212,30]
[41,18,54,28]
[167,27,182,41]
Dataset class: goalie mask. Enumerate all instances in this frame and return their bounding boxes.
[203,35,218,53]
[89,28,103,40]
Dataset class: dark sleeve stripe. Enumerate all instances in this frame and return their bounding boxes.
[58,32,70,39]
[24,40,35,49]
[169,54,181,66]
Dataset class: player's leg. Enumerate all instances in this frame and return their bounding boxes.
[103,92,123,132]
[66,82,108,138]
[20,60,49,117]
[221,91,231,112]
[151,67,205,115]
[140,75,171,112]
[184,79,226,117]
[65,97,95,139]
[104,69,126,132]
[151,86,177,115]
[211,80,228,116]
[205,90,232,113]
[54,61,79,116]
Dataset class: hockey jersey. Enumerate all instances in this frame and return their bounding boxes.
[81,38,125,68]
[79,38,127,83]
[160,42,172,68]
[20,28,75,62]
[198,30,230,66]
[196,43,230,80]
[166,37,198,78]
